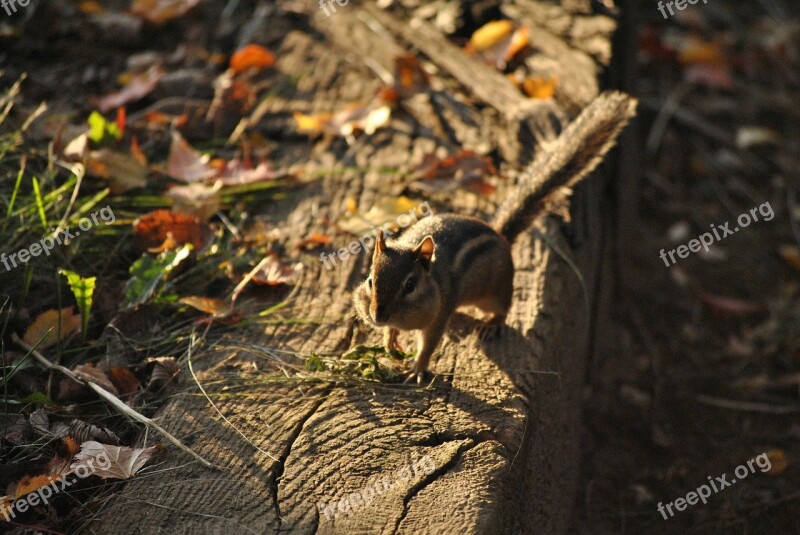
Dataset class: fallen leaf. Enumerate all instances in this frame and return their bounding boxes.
[296,232,332,251]
[678,39,726,66]
[166,130,217,183]
[410,150,497,195]
[97,67,164,113]
[165,181,222,221]
[252,256,303,286]
[765,449,788,475]
[67,420,121,445]
[337,196,424,236]
[133,209,212,253]
[130,0,200,24]
[85,148,149,193]
[294,101,391,137]
[71,363,118,396]
[466,20,529,69]
[216,160,283,186]
[144,356,179,392]
[736,126,780,150]
[23,308,82,350]
[229,44,276,73]
[779,245,800,273]
[108,368,140,402]
[521,76,558,99]
[699,293,767,316]
[392,53,430,98]
[178,296,231,316]
[71,441,163,479]
[684,65,735,90]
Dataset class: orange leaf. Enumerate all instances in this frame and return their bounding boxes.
[296,232,332,251]
[23,308,82,349]
[765,449,788,475]
[178,296,231,316]
[133,209,212,253]
[230,44,276,74]
[522,77,558,99]
[130,0,200,24]
[108,368,140,402]
[12,474,60,499]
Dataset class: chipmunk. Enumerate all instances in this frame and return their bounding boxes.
[353,92,636,382]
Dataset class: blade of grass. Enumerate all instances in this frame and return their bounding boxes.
[31,176,48,231]
[6,155,25,218]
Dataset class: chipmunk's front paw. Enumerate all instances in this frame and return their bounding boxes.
[403,361,433,385]
[476,322,503,341]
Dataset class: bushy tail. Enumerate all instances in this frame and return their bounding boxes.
[493,91,637,243]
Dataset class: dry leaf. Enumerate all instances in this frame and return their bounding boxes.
[779,245,800,273]
[699,293,766,316]
[97,67,164,112]
[145,356,179,392]
[23,308,82,350]
[71,441,162,479]
[296,232,332,251]
[85,148,149,193]
[68,420,121,445]
[521,76,558,99]
[466,20,529,69]
[133,209,213,253]
[130,0,200,24]
[765,449,788,475]
[392,53,430,99]
[166,130,217,183]
[71,363,118,396]
[108,368,140,403]
[179,296,231,316]
[215,160,282,186]
[294,101,391,137]
[252,256,303,286]
[165,181,222,221]
[411,150,497,195]
[337,196,423,236]
[229,44,275,73]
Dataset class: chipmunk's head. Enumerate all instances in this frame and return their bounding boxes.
[353,231,440,330]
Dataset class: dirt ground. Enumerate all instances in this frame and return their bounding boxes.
[580,1,800,533]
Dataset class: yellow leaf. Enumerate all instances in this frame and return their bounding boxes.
[23,308,82,349]
[765,449,788,475]
[467,20,515,52]
[522,76,558,99]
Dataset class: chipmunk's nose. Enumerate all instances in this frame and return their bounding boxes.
[374,305,388,323]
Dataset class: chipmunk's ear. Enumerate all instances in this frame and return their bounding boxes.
[414,235,435,269]
[372,230,386,261]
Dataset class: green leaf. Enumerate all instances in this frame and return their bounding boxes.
[87,111,122,147]
[22,392,56,406]
[124,244,193,307]
[59,269,96,337]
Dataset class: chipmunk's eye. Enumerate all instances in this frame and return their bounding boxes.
[367,275,373,289]
[403,276,416,295]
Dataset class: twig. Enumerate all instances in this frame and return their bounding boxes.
[696,394,800,414]
[12,333,219,469]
